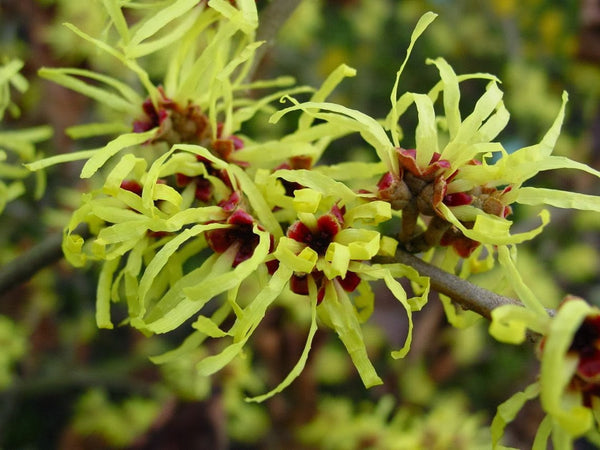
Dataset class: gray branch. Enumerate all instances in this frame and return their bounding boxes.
[249,0,304,80]
[0,231,65,295]
[0,225,89,296]
[376,249,525,320]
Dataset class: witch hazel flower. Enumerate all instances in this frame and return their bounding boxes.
[59,142,278,330]
[150,104,247,204]
[133,89,246,163]
[27,0,289,179]
[282,201,366,303]
[481,243,600,448]
[490,297,600,449]
[272,59,516,258]
[211,182,428,398]
[269,12,600,263]
[145,180,428,404]
[0,58,52,213]
[132,88,212,147]
[205,191,275,267]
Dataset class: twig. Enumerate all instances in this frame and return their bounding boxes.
[0,225,89,297]
[376,249,525,320]
[249,0,304,80]
[0,232,64,296]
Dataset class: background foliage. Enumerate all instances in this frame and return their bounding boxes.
[0,0,599,448]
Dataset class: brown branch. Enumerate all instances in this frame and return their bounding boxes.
[376,248,525,320]
[0,225,89,297]
[249,0,304,80]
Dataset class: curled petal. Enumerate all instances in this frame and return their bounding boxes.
[489,304,550,344]
[323,242,351,279]
[318,282,383,388]
[491,382,541,449]
[293,188,322,213]
[343,201,391,226]
[246,279,319,403]
[437,202,550,245]
[335,228,380,260]
[540,298,595,437]
[274,237,318,274]
[195,265,294,377]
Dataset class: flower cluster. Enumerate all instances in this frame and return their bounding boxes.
[26,3,600,443]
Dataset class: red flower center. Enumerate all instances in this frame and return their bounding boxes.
[570,315,600,382]
[205,193,272,267]
[286,205,360,302]
[287,207,344,256]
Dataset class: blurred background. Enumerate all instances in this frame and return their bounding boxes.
[1,0,599,448]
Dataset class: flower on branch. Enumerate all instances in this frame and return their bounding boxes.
[269,14,600,263]
[19,1,600,428]
[490,297,600,448]
[26,0,294,178]
[489,253,600,450]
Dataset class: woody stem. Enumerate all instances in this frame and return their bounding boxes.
[375,248,526,320]
[249,0,304,80]
[0,225,89,298]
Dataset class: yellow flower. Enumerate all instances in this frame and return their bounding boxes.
[491,295,600,449]
[268,13,600,259]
